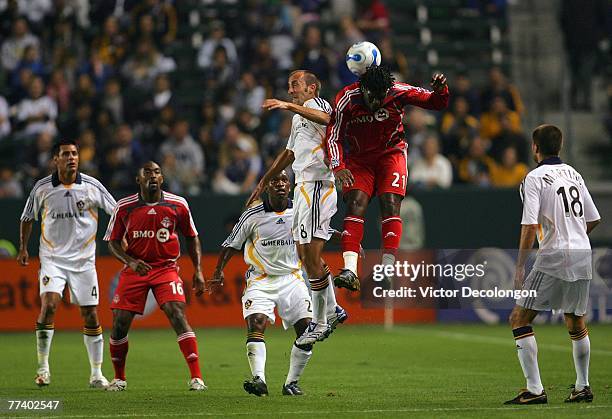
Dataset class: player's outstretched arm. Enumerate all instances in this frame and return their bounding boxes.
[262,99,330,125]
[108,240,152,276]
[245,149,295,208]
[514,224,538,289]
[17,219,33,266]
[186,236,205,296]
[208,247,240,293]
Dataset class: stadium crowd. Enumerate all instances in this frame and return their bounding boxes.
[0,0,531,199]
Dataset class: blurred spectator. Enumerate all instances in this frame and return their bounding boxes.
[203,46,237,96]
[0,0,20,38]
[91,16,128,66]
[46,69,71,113]
[102,124,146,191]
[457,136,496,186]
[121,38,176,89]
[23,130,54,182]
[0,166,23,198]
[0,95,11,140]
[93,108,117,148]
[50,18,86,67]
[147,74,178,115]
[235,72,266,116]
[16,0,52,30]
[405,108,436,164]
[61,102,94,140]
[356,0,390,42]
[131,0,177,47]
[294,25,331,83]
[159,119,204,195]
[604,83,612,144]
[489,115,529,163]
[480,96,521,140]
[213,135,262,195]
[379,37,410,82]
[16,77,58,138]
[248,38,280,87]
[1,17,40,71]
[491,146,528,187]
[410,135,453,189]
[451,72,481,116]
[73,73,97,108]
[441,97,479,137]
[481,67,524,114]
[197,20,238,70]
[79,50,114,93]
[101,78,124,124]
[261,114,292,168]
[78,129,99,176]
[560,0,607,110]
[11,44,45,90]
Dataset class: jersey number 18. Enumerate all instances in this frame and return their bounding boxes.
[557,186,583,218]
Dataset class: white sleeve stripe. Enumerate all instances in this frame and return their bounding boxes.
[164,195,198,235]
[224,205,264,243]
[83,179,116,207]
[103,195,138,240]
[328,89,359,163]
[23,178,51,216]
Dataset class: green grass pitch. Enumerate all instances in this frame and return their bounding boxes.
[1,324,610,418]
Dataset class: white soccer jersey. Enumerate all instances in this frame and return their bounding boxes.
[222,200,300,281]
[21,172,117,271]
[286,97,335,183]
[520,158,600,281]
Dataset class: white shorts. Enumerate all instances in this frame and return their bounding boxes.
[293,180,337,244]
[242,272,312,329]
[39,262,99,306]
[517,270,590,316]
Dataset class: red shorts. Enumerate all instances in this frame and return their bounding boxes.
[111,265,186,314]
[343,149,408,198]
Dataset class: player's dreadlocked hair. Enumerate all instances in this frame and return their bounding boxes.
[359,66,395,96]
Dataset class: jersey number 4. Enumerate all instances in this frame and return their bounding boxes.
[557,186,583,217]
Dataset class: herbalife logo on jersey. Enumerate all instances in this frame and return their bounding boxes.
[276,218,285,225]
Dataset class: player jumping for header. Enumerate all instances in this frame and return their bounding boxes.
[505,125,601,405]
[246,70,346,345]
[326,66,449,290]
[104,161,207,391]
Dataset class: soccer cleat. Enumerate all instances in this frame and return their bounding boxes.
[106,378,127,391]
[295,322,332,346]
[243,376,268,397]
[282,381,304,396]
[35,370,50,387]
[189,377,207,391]
[504,389,547,405]
[564,385,593,403]
[89,375,109,389]
[334,269,360,291]
[328,305,348,331]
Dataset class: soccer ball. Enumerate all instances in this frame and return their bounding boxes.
[345,41,382,76]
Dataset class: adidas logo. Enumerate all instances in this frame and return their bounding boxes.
[64,191,71,197]
[276,218,285,224]
[384,232,398,238]
[187,353,198,361]
[342,230,350,236]
[147,208,157,215]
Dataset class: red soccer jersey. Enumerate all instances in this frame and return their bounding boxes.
[104,191,198,267]
[325,81,449,172]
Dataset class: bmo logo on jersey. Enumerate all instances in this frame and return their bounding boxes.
[132,228,171,242]
[374,108,389,121]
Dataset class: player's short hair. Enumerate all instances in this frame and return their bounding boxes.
[359,66,395,97]
[52,138,78,156]
[289,70,321,95]
[532,124,562,156]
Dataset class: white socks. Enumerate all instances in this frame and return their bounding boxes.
[83,325,104,378]
[513,326,543,395]
[325,274,338,315]
[246,340,266,382]
[36,323,54,372]
[342,251,358,274]
[570,329,590,391]
[286,344,312,385]
[309,275,329,324]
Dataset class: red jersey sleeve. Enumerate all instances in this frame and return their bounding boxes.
[177,202,198,238]
[394,82,449,111]
[104,205,126,241]
[326,86,357,173]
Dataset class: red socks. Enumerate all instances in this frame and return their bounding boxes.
[109,336,128,380]
[342,216,364,253]
[382,216,402,251]
[177,331,202,379]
